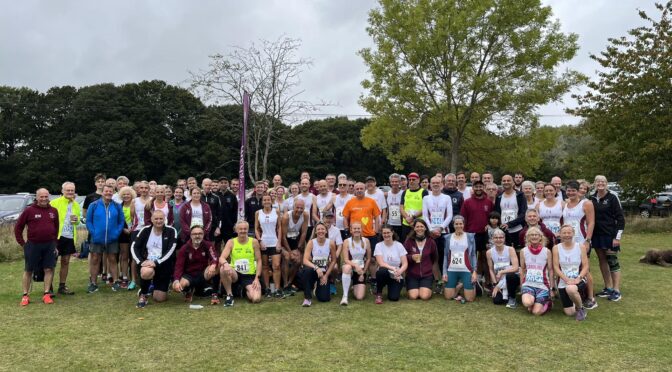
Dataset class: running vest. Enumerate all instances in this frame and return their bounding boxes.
[557,242,582,289]
[386,190,402,226]
[403,188,424,226]
[500,192,522,233]
[526,197,537,211]
[522,247,550,290]
[315,192,332,221]
[562,199,587,244]
[231,238,256,275]
[259,209,278,248]
[153,201,169,225]
[347,237,367,268]
[334,194,353,230]
[296,193,314,226]
[311,238,331,269]
[286,212,304,239]
[424,193,451,232]
[539,199,563,235]
[123,205,132,226]
[134,197,148,231]
[490,246,512,274]
[447,234,471,272]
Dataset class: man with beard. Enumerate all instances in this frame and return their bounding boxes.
[442,173,464,233]
[460,181,493,285]
[494,175,527,249]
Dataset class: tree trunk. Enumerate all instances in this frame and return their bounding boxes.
[450,135,460,173]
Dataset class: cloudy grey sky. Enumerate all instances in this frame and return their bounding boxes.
[0,0,659,126]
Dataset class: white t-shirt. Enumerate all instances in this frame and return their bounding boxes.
[366,188,387,212]
[386,190,403,226]
[460,186,472,200]
[328,225,343,247]
[374,241,407,268]
[422,193,453,233]
[499,192,522,233]
[147,230,163,261]
[191,203,203,227]
[333,194,353,230]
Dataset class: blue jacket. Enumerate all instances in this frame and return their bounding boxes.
[86,199,124,245]
[442,232,477,276]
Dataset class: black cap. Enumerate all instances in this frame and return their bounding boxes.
[365,176,376,183]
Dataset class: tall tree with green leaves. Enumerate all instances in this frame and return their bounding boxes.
[571,2,672,194]
[359,0,584,172]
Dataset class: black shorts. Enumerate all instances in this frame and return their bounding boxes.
[306,226,314,240]
[505,231,522,249]
[24,241,57,272]
[149,263,173,292]
[350,270,367,285]
[262,246,280,256]
[474,232,489,252]
[287,237,300,250]
[592,234,619,252]
[559,279,587,308]
[233,274,257,298]
[340,229,351,241]
[56,237,77,256]
[406,276,433,290]
[181,272,208,290]
[118,230,131,244]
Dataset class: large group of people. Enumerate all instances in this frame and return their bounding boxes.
[14,170,626,321]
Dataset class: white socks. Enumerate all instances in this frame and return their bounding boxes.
[342,273,351,298]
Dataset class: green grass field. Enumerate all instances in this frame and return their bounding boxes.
[1,233,671,371]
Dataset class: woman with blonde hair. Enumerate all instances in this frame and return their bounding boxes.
[118,186,136,289]
[520,226,553,316]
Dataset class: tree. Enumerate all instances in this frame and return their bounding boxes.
[359,0,584,172]
[191,37,319,183]
[571,2,672,194]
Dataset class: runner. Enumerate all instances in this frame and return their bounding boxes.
[273,186,286,215]
[518,209,556,250]
[404,219,438,301]
[441,215,477,303]
[399,175,408,192]
[272,174,283,189]
[486,229,520,308]
[201,178,223,246]
[170,186,186,244]
[522,180,538,210]
[300,222,337,306]
[495,175,527,249]
[373,225,408,304]
[420,175,430,191]
[343,182,381,290]
[282,182,300,213]
[400,173,428,241]
[323,211,344,295]
[112,176,129,203]
[562,180,597,309]
[85,185,125,293]
[365,176,387,226]
[49,182,82,295]
[578,181,591,199]
[219,221,263,306]
[219,180,238,243]
[117,186,136,289]
[485,182,498,203]
[590,175,625,302]
[537,183,564,240]
[459,180,493,285]
[296,178,317,237]
[15,188,59,306]
[482,171,494,186]
[244,181,265,234]
[131,210,178,308]
[385,173,404,239]
[422,175,453,289]
[514,172,525,192]
[553,225,589,321]
[172,225,219,304]
[143,185,174,226]
[179,187,213,243]
[441,173,464,233]
[456,171,471,200]
[551,176,567,201]
[534,181,545,205]
[340,222,371,305]
[313,180,333,222]
[281,199,309,294]
[520,227,554,316]
[325,173,338,194]
[255,193,283,298]
[333,179,354,240]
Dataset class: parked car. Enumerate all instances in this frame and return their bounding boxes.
[378,185,391,193]
[0,193,35,225]
[639,192,672,218]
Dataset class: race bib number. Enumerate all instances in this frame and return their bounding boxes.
[430,211,443,229]
[61,221,74,238]
[148,255,160,261]
[234,259,250,274]
[494,262,509,274]
[525,268,544,284]
[313,256,328,269]
[388,205,401,224]
[287,230,299,239]
[352,259,364,268]
[563,264,580,280]
[502,209,516,224]
[568,220,584,241]
[336,207,344,219]
[450,252,467,271]
[546,221,561,235]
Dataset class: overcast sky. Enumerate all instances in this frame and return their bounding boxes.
[0,0,659,126]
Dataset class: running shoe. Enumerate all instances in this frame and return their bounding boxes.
[42,293,54,304]
[329,283,337,295]
[375,295,383,305]
[184,290,194,303]
[202,286,213,297]
[340,297,348,306]
[302,299,312,307]
[58,285,75,295]
[224,294,234,307]
[608,290,622,302]
[274,289,285,299]
[210,294,220,305]
[575,307,587,321]
[283,286,296,296]
[127,281,137,290]
[506,298,517,309]
[584,298,598,310]
[434,281,444,294]
[102,273,108,282]
[107,274,114,285]
[136,294,148,308]
[453,295,466,304]
[597,288,613,298]
[369,282,377,296]
[111,281,121,292]
[20,295,30,306]
[541,301,552,315]
[87,283,99,294]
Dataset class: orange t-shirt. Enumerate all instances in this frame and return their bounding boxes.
[343,197,381,237]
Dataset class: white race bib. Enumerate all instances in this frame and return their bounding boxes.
[234,259,250,274]
[313,256,328,269]
[449,252,467,271]
[388,205,401,225]
[546,221,561,235]
[562,264,580,280]
[502,209,516,224]
[429,211,444,229]
[352,259,364,269]
[287,230,299,239]
[525,268,544,284]
[494,262,509,274]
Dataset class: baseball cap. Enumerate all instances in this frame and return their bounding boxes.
[323,210,335,218]
[408,172,419,179]
[365,176,376,183]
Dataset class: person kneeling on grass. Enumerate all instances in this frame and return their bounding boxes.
[172,225,219,304]
[219,221,263,307]
[520,227,554,316]
[486,228,520,309]
[553,225,590,321]
[300,222,337,307]
[340,222,372,305]
[131,210,178,308]
[374,225,408,304]
[441,215,477,303]
[404,219,438,301]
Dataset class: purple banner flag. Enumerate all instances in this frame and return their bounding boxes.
[237,91,249,221]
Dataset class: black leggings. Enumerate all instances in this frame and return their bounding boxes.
[492,273,520,305]
[301,268,331,302]
[375,268,404,301]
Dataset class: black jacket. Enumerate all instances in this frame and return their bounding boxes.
[245,195,263,229]
[131,225,178,265]
[590,191,625,238]
[202,192,222,230]
[494,191,527,229]
[219,190,238,236]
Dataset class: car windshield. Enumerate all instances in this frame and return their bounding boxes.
[0,197,25,212]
